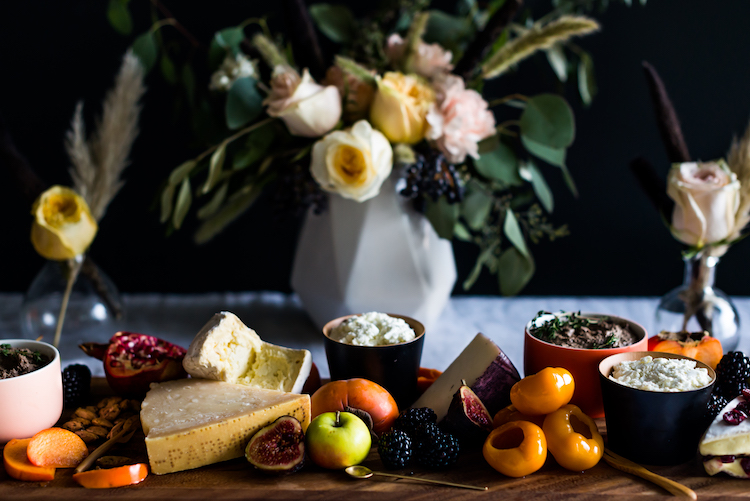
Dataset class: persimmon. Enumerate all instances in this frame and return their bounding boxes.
[72,463,148,488]
[26,428,88,468]
[3,438,56,481]
[417,367,442,394]
[652,332,723,370]
[311,378,398,434]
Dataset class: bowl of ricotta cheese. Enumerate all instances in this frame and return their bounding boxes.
[323,312,425,407]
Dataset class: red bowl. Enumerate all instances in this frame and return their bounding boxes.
[524,313,647,418]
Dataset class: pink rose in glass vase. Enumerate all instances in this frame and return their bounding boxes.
[426,76,496,164]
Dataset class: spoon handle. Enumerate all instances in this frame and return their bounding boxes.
[603,449,697,500]
[373,471,488,491]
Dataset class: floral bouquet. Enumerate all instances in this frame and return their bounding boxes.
[110,0,616,295]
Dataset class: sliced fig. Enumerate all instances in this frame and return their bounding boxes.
[80,331,187,397]
[245,416,305,474]
[441,381,493,444]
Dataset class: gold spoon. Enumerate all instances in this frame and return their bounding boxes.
[345,465,488,491]
[603,449,697,500]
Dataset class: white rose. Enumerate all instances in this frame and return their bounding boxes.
[264,67,342,137]
[310,120,393,202]
[667,160,740,247]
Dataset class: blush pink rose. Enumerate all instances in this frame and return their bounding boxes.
[386,34,453,78]
[426,76,496,164]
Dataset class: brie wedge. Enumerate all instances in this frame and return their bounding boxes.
[183,311,312,393]
[699,396,750,478]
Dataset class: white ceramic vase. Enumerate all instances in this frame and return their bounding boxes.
[291,173,457,330]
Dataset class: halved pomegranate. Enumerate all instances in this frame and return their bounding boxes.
[80,332,187,397]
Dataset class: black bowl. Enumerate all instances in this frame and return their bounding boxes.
[599,351,716,465]
[323,313,425,408]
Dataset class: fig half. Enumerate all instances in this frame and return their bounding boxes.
[442,381,493,444]
[245,416,305,474]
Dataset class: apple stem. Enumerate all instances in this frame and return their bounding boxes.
[334,410,341,427]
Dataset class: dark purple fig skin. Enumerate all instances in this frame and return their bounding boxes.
[470,349,521,416]
[442,384,493,444]
[245,416,305,474]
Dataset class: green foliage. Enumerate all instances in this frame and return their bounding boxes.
[233,124,275,170]
[203,143,227,194]
[521,161,554,213]
[577,50,597,106]
[160,54,177,84]
[498,247,535,296]
[309,4,357,44]
[132,32,158,73]
[225,77,263,130]
[209,27,245,69]
[473,143,522,186]
[425,197,459,240]
[521,135,567,168]
[107,0,132,36]
[423,10,473,54]
[173,178,192,229]
[520,94,575,149]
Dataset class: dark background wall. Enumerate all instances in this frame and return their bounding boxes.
[1,0,749,296]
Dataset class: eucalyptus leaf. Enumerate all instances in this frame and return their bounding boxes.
[503,210,529,258]
[577,51,597,107]
[226,77,263,130]
[233,124,275,170]
[474,143,522,185]
[519,94,575,149]
[203,143,227,194]
[172,178,192,230]
[461,187,493,231]
[160,54,177,84]
[521,135,566,168]
[107,0,132,35]
[561,164,579,197]
[463,240,498,290]
[425,197,459,240]
[477,134,499,154]
[209,27,245,68]
[545,44,568,82]
[424,10,473,53]
[309,4,356,44]
[194,184,262,244]
[497,247,535,296]
[197,181,229,220]
[132,31,158,73]
[160,183,176,223]
[454,222,472,242]
[168,160,197,186]
[522,161,554,213]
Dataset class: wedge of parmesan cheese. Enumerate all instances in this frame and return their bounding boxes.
[141,378,310,474]
[183,311,312,393]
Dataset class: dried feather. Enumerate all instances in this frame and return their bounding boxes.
[66,50,145,221]
[727,120,750,240]
[481,15,600,80]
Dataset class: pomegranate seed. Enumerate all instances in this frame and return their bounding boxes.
[724,409,748,425]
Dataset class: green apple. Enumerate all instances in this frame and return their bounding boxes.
[305,411,372,469]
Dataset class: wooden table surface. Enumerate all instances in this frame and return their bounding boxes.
[2,380,750,500]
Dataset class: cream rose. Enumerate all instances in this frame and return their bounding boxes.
[667,160,740,247]
[31,186,98,261]
[385,34,453,78]
[310,120,393,202]
[425,75,496,164]
[264,66,342,137]
[369,72,435,145]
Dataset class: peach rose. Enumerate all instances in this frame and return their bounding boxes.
[426,76,496,163]
[264,66,342,137]
[386,34,453,78]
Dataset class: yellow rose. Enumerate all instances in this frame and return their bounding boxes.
[31,186,98,260]
[310,120,393,202]
[369,72,435,144]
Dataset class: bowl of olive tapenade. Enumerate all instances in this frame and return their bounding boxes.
[0,340,62,443]
[524,312,648,418]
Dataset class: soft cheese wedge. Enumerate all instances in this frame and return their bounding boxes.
[183,311,312,393]
[700,396,750,478]
[141,378,310,474]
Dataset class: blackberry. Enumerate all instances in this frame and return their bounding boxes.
[393,407,437,436]
[715,351,750,399]
[62,364,91,408]
[400,151,463,213]
[378,429,413,469]
[273,163,328,219]
[415,429,460,469]
[707,392,730,420]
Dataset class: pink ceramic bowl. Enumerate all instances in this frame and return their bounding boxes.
[524,313,648,418]
[0,339,63,443]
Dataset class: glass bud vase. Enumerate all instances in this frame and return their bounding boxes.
[20,259,124,368]
[655,253,739,352]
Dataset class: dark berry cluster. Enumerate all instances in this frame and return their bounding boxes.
[62,364,91,408]
[378,407,459,470]
[273,163,328,219]
[400,151,464,212]
[715,351,750,399]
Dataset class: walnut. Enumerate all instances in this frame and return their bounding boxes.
[74,408,97,420]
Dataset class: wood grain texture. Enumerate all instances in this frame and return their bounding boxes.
[2,379,749,500]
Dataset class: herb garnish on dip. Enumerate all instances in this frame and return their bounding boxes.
[0,344,51,379]
[530,311,639,350]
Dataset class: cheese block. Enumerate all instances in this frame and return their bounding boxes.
[411,333,520,420]
[183,311,312,393]
[141,378,310,475]
[699,396,750,478]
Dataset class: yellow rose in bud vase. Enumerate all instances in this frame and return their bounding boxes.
[369,72,435,145]
[31,186,97,260]
[310,120,393,202]
[667,160,740,248]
